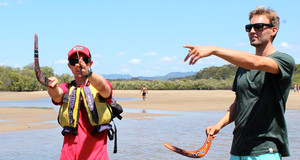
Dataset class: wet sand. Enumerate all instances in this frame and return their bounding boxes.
[0,107,58,132]
[0,90,299,132]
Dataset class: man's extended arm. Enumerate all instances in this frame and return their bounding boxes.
[79,57,111,98]
[87,73,111,98]
[183,45,280,74]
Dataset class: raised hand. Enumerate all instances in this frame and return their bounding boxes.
[183,45,215,65]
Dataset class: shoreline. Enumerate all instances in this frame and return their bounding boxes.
[0,90,299,132]
[2,90,298,110]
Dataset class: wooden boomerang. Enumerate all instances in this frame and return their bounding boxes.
[34,34,49,87]
[163,134,213,158]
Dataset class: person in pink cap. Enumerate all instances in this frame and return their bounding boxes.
[47,45,113,160]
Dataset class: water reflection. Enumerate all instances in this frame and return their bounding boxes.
[0,97,141,108]
[0,110,299,160]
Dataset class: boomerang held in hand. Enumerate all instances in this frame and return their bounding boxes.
[34,33,49,87]
[163,134,214,158]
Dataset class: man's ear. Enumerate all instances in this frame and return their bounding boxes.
[271,27,278,37]
[89,60,93,67]
[68,63,71,69]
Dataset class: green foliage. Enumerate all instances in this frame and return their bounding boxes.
[194,64,238,80]
[0,64,73,91]
[1,63,299,91]
[0,65,42,91]
[292,64,300,85]
[110,78,233,90]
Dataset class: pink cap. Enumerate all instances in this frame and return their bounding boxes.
[68,45,91,59]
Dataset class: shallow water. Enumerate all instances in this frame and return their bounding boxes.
[108,110,300,160]
[0,110,299,159]
[0,97,140,108]
[0,100,299,159]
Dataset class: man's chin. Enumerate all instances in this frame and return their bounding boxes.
[250,41,260,47]
[74,73,83,78]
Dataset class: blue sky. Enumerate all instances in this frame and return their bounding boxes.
[1,0,299,77]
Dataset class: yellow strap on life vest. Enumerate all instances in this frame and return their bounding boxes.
[81,85,112,126]
[58,86,80,128]
[58,85,112,128]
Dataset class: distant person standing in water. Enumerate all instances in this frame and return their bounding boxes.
[141,85,148,101]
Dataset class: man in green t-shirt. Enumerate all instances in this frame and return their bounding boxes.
[183,6,294,159]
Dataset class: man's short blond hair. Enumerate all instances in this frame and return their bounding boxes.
[249,6,280,40]
[249,6,280,28]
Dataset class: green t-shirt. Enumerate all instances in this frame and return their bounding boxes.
[231,51,294,157]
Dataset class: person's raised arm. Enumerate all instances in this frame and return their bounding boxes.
[183,45,279,74]
[79,57,111,98]
[87,73,111,98]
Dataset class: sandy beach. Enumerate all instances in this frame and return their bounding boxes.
[0,90,299,132]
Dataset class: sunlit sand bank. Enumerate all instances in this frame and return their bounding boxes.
[0,90,299,132]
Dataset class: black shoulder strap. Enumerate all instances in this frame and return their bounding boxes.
[110,98,123,120]
[107,120,118,153]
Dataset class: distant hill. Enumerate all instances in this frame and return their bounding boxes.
[102,74,132,80]
[102,71,197,81]
[137,72,196,81]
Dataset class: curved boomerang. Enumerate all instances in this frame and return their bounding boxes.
[34,34,48,87]
[163,134,213,158]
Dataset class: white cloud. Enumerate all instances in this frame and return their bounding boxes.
[236,42,246,47]
[0,2,9,6]
[128,58,141,64]
[281,42,289,48]
[143,52,157,56]
[159,56,177,61]
[93,54,102,58]
[160,57,172,61]
[117,52,126,56]
[54,59,68,64]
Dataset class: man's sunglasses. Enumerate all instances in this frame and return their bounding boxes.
[245,23,274,32]
[69,58,91,66]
